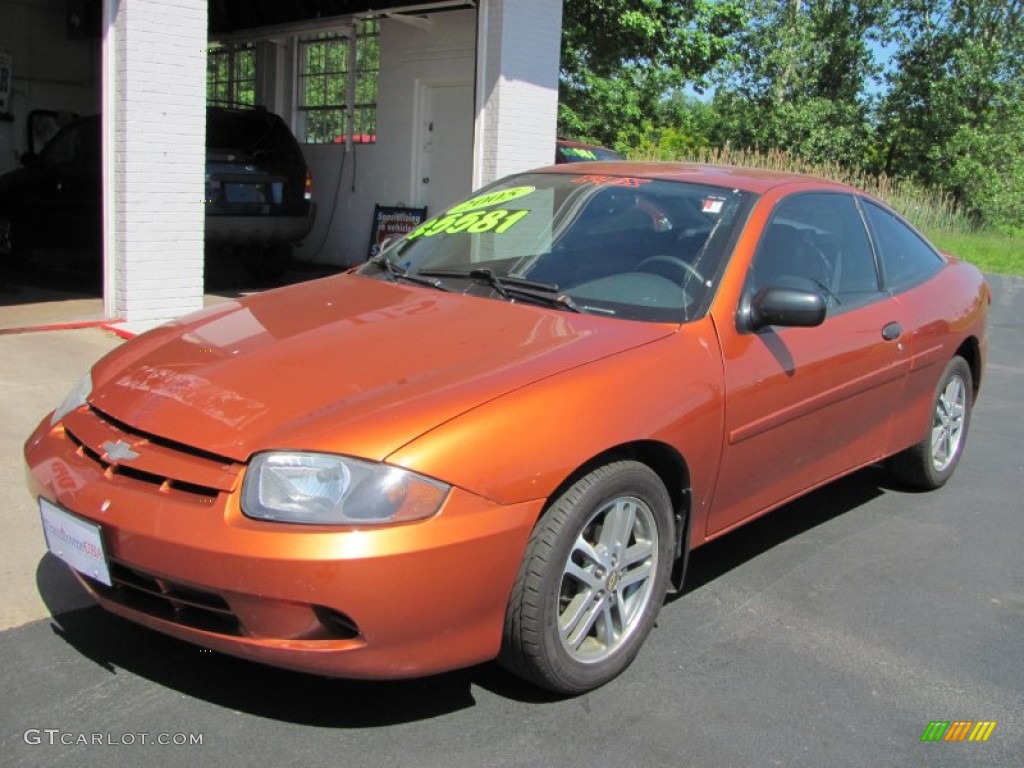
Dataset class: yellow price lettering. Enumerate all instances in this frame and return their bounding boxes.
[406,209,530,240]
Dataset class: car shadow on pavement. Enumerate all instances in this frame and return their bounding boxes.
[34,565,559,727]
[674,465,889,600]
[33,465,891,724]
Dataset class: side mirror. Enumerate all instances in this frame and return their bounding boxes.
[745,282,827,331]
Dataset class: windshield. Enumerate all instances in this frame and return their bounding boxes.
[359,172,753,323]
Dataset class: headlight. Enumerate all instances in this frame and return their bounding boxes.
[241,452,450,525]
[51,372,93,426]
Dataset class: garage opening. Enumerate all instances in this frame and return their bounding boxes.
[1,0,560,333]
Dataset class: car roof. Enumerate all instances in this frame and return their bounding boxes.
[542,161,855,196]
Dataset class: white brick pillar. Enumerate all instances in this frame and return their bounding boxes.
[103,0,206,326]
[473,0,562,188]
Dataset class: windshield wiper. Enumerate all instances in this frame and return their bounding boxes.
[417,268,583,312]
[416,268,512,298]
[368,255,451,291]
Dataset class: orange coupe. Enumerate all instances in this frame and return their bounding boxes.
[25,164,989,693]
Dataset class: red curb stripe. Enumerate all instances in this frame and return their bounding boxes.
[0,318,138,338]
[101,322,137,339]
[0,319,113,336]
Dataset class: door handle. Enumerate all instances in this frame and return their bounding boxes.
[882,322,902,341]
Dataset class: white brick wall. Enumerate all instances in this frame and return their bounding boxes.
[475,0,562,187]
[107,0,206,324]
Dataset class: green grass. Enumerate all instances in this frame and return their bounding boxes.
[926,230,1024,277]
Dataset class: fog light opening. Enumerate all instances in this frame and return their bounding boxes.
[313,606,360,639]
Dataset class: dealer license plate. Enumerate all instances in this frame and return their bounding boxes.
[39,498,112,586]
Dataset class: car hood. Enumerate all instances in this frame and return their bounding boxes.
[88,275,675,462]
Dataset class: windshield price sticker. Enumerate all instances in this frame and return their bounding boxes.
[447,186,536,214]
[407,209,530,240]
[702,197,725,214]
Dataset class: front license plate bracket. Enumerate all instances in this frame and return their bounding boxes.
[39,498,112,587]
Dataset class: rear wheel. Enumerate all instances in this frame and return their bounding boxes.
[500,460,674,694]
[888,356,973,489]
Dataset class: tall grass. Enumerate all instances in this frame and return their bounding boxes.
[628,145,973,234]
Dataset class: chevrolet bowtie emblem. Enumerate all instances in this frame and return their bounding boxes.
[101,440,140,462]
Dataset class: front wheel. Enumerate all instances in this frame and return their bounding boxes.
[888,356,973,489]
[500,460,675,694]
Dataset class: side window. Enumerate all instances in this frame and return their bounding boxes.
[750,192,879,309]
[206,43,256,108]
[296,21,379,145]
[861,200,943,290]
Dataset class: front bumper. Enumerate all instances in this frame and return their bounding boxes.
[25,408,541,679]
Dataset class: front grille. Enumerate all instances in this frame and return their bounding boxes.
[61,405,242,502]
[88,561,241,636]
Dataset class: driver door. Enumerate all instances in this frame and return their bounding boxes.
[707,192,909,536]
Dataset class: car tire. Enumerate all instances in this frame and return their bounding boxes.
[500,460,675,694]
[888,356,973,490]
[242,244,291,284]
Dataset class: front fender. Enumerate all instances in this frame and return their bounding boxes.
[386,321,727,536]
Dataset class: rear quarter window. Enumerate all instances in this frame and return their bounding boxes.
[862,200,943,290]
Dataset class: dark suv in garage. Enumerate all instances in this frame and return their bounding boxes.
[0,106,315,282]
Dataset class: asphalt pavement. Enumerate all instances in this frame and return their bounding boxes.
[1,275,1021,768]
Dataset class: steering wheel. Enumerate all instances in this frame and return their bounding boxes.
[634,254,707,286]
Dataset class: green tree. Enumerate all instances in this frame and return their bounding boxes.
[711,0,891,166]
[559,0,744,148]
[879,0,1024,228]
[633,94,720,159]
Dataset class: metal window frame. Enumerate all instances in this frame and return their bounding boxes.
[295,21,378,145]
[206,43,256,107]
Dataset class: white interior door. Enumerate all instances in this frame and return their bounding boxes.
[415,80,474,216]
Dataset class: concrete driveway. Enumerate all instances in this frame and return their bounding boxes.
[1,275,1021,767]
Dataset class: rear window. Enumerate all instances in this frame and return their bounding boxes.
[206,109,303,163]
[557,144,625,163]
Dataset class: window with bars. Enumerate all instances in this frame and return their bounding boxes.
[206,44,256,107]
[297,20,379,144]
